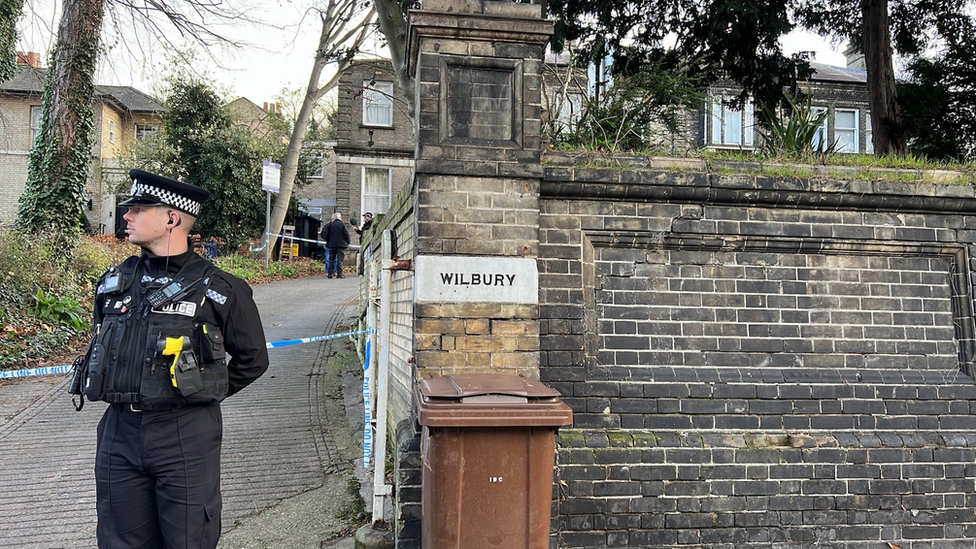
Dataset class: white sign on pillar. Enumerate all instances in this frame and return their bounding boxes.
[415,256,538,303]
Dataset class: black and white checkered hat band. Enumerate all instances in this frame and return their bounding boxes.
[129,180,202,216]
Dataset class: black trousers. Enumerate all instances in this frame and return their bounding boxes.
[95,404,223,549]
[327,247,346,276]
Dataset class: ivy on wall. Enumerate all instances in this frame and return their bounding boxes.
[16,0,103,242]
[0,0,25,81]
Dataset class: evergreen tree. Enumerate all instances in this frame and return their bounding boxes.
[898,16,976,162]
[159,80,266,249]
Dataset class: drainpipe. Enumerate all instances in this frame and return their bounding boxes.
[371,230,394,524]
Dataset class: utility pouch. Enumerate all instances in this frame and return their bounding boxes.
[171,350,204,397]
[196,323,226,365]
[159,336,204,397]
[82,341,109,402]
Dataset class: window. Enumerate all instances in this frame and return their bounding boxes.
[305,151,325,178]
[135,124,160,140]
[30,106,43,148]
[362,167,392,215]
[834,109,858,153]
[109,120,116,143]
[556,93,585,132]
[363,81,394,127]
[708,96,754,147]
[865,112,874,154]
[811,107,829,151]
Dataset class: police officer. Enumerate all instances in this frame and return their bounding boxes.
[82,169,269,549]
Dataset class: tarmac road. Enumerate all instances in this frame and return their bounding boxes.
[0,274,365,549]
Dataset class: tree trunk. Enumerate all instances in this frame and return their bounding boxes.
[16,0,103,235]
[861,0,907,156]
[373,0,416,120]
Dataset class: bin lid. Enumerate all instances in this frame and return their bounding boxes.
[416,373,573,427]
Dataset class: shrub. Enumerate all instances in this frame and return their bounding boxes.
[0,229,322,370]
[758,94,837,160]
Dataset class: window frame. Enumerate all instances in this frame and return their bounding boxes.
[708,95,754,148]
[833,108,859,154]
[362,81,394,128]
[556,92,585,133]
[865,112,874,155]
[305,150,325,179]
[30,106,43,149]
[135,124,160,140]
[811,106,829,152]
[361,166,392,216]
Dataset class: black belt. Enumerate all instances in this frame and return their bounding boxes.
[114,403,187,413]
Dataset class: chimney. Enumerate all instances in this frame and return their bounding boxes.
[263,102,269,111]
[16,51,41,67]
[843,43,865,70]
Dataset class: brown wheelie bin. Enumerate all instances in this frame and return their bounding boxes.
[416,373,573,549]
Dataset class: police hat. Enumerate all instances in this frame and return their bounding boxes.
[120,169,209,216]
[363,212,373,218]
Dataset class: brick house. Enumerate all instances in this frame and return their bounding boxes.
[702,60,872,154]
[333,59,414,237]
[335,56,873,182]
[226,97,337,226]
[0,52,164,234]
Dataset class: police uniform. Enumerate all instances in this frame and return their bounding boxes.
[82,170,269,549]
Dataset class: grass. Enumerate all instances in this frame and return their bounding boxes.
[697,149,974,184]
[547,148,974,185]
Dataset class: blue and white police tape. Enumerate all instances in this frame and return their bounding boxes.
[0,328,375,380]
[265,328,372,349]
[266,233,360,250]
[0,364,74,379]
[363,337,373,469]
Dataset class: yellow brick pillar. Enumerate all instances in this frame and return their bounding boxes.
[407,0,552,379]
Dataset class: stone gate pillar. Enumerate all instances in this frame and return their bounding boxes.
[407,0,553,379]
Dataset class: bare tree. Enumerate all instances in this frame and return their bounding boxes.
[266,0,376,254]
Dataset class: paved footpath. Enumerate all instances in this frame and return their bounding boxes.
[0,275,363,549]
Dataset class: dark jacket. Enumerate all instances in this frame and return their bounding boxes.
[322,219,350,249]
[90,249,269,404]
[355,218,373,235]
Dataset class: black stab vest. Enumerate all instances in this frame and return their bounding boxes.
[84,256,228,408]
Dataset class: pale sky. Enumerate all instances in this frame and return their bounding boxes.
[15,0,849,105]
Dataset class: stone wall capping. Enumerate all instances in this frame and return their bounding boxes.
[421,0,543,19]
[407,9,553,74]
[543,151,973,188]
[541,157,976,213]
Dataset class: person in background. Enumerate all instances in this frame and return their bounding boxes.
[353,212,373,236]
[322,212,350,278]
[74,169,269,549]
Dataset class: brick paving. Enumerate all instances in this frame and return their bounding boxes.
[0,275,360,548]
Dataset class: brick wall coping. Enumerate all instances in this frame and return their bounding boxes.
[542,152,976,213]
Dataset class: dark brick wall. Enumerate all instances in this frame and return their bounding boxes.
[538,153,976,548]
